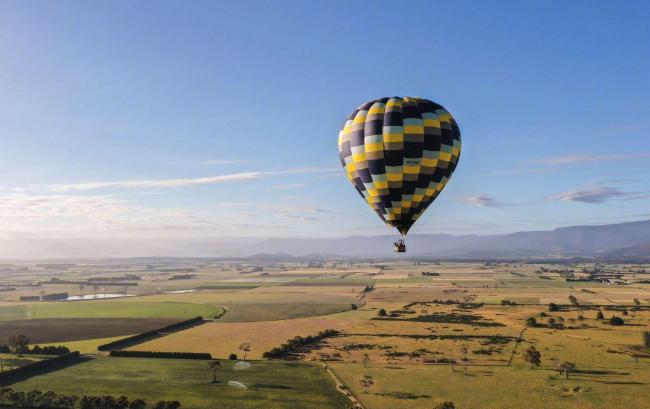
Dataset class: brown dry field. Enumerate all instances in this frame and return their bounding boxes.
[131,311,364,359]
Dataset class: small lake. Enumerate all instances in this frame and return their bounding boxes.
[65,293,135,301]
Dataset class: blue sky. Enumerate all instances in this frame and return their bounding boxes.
[1,0,649,241]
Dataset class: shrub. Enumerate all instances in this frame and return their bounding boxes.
[609,316,624,326]
[525,317,537,327]
[229,353,238,360]
[350,304,358,310]
[433,401,456,409]
[596,310,605,320]
[643,331,650,348]
[548,303,559,312]
[377,308,387,317]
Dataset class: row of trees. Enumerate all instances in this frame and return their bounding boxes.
[0,388,180,409]
[527,310,625,328]
[0,337,69,356]
[263,329,339,359]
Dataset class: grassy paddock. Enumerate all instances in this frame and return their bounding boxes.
[0,318,180,343]
[12,357,348,409]
[330,362,650,409]
[0,301,222,320]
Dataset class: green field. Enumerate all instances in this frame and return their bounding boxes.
[0,301,222,320]
[12,357,349,409]
[220,303,352,322]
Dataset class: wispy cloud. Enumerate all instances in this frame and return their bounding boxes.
[531,153,650,165]
[215,202,253,208]
[0,193,214,235]
[265,204,346,215]
[270,183,308,190]
[276,214,319,221]
[461,195,509,208]
[547,187,626,203]
[199,159,252,166]
[48,168,338,192]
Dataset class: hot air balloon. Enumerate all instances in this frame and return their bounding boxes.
[338,97,461,252]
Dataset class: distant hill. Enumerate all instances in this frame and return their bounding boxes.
[253,220,650,259]
[603,241,650,258]
[1,220,649,260]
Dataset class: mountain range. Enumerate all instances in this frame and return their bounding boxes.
[1,220,649,260]
[252,219,650,259]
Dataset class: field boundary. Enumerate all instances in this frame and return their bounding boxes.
[98,316,205,351]
[507,327,528,366]
[109,350,212,359]
[323,363,365,409]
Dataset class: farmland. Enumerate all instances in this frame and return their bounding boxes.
[12,357,348,409]
[0,258,648,408]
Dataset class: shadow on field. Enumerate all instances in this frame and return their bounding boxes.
[375,392,431,399]
[574,369,629,375]
[0,355,92,386]
[252,383,292,390]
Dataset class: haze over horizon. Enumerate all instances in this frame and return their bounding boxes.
[1,1,650,249]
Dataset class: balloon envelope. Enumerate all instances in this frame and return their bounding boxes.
[338,96,461,236]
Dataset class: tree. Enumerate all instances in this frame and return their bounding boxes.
[433,401,456,409]
[377,308,387,317]
[116,396,129,409]
[559,362,576,379]
[526,317,537,327]
[362,353,370,368]
[548,303,559,312]
[568,295,578,306]
[350,304,357,310]
[634,298,641,307]
[5,335,29,355]
[523,346,541,368]
[596,310,605,320]
[359,375,374,393]
[208,360,221,384]
[609,316,625,326]
[643,331,650,348]
[154,402,181,409]
[239,342,251,361]
[129,400,147,409]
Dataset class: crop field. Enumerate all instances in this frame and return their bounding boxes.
[0,259,649,408]
[0,318,179,343]
[0,301,222,321]
[12,357,348,409]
